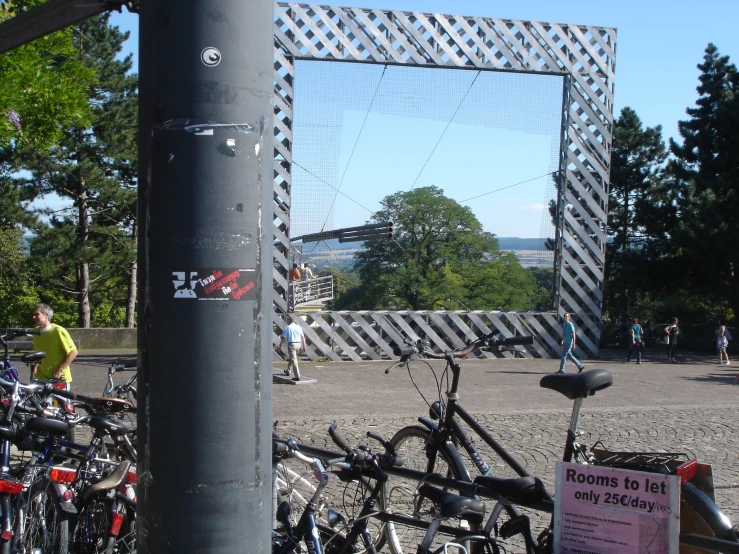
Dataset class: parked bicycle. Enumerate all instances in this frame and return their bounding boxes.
[380,332,738,554]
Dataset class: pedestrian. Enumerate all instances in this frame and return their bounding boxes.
[302,262,315,280]
[279,315,307,381]
[288,263,301,282]
[716,319,731,366]
[556,312,584,374]
[664,317,679,363]
[626,317,643,364]
[31,303,76,389]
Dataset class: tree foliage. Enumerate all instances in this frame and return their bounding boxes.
[7,14,138,328]
[333,187,537,310]
[0,0,95,148]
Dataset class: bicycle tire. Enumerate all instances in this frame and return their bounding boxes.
[680,482,738,554]
[381,425,475,554]
[22,480,69,554]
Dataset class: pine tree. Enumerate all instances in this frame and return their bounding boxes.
[667,44,739,322]
[604,107,667,323]
[19,14,138,328]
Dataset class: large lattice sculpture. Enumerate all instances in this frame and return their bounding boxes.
[272,3,616,358]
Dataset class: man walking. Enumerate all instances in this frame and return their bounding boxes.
[31,303,76,388]
[280,316,307,381]
[556,312,584,374]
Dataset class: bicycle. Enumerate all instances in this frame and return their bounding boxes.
[0,328,42,382]
[381,333,739,554]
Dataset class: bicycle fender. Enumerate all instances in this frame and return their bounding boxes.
[681,482,736,541]
[417,417,438,432]
[51,482,78,514]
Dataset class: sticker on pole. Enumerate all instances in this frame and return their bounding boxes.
[172,269,256,301]
[554,462,679,554]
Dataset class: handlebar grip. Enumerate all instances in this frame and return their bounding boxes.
[379,454,403,467]
[500,335,534,345]
[328,424,352,454]
[392,346,414,357]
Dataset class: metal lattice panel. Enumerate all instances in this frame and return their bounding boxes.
[273,311,563,361]
[272,3,616,357]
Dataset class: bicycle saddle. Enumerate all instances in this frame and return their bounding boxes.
[87,415,129,437]
[91,397,134,413]
[82,460,131,505]
[539,368,613,399]
[417,484,486,521]
[473,475,546,504]
[21,351,46,363]
[25,417,70,436]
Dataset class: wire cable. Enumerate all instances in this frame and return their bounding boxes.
[408,70,481,191]
[322,64,388,233]
[458,171,556,203]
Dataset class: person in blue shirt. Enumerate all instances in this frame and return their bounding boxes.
[279,316,307,381]
[556,312,584,374]
[626,317,643,364]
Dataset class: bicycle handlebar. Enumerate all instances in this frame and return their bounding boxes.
[391,332,534,362]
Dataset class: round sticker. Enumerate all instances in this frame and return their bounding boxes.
[201,47,221,67]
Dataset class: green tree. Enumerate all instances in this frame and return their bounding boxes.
[665,44,739,323]
[18,14,138,328]
[337,186,536,310]
[0,0,94,148]
[604,107,668,323]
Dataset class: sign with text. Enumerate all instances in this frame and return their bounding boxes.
[172,269,257,301]
[554,462,679,554]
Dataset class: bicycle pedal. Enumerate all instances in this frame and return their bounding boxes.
[498,515,530,539]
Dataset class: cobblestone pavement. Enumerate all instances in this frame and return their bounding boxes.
[53,349,739,551]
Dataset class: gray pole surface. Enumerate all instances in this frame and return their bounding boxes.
[136,1,274,551]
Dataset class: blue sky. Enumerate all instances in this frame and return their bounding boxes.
[109,0,739,238]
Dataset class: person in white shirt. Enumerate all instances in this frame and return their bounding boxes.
[302,263,315,280]
[279,316,307,381]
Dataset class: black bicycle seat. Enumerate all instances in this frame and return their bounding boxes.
[87,415,130,437]
[540,368,613,399]
[417,484,486,521]
[473,475,547,503]
[21,351,46,363]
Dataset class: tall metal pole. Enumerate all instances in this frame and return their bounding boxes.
[136,0,274,551]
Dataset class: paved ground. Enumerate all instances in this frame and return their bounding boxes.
[45,347,739,550]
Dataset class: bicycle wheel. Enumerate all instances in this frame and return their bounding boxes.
[680,482,738,554]
[72,497,117,554]
[22,480,69,554]
[381,425,472,554]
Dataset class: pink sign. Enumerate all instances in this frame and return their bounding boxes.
[555,462,679,554]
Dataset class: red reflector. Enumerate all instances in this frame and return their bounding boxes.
[0,480,22,494]
[110,513,124,536]
[50,468,77,484]
[53,382,67,390]
[0,398,8,405]
[125,470,136,484]
[63,489,74,502]
[0,530,11,541]
[676,459,698,484]
[64,404,75,414]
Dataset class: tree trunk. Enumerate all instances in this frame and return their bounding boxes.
[77,181,91,328]
[126,221,138,328]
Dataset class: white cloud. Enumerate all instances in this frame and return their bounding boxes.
[519,204,547,211]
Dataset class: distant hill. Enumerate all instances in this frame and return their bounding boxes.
[496,237,548,251]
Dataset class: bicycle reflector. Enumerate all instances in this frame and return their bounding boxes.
[676,459,698,484]
[125,468,136,484]
[0,479,22,494]
[110,512,125,536]
[52,382,67,390]
[50,468,77,484]
[0,530,10,541]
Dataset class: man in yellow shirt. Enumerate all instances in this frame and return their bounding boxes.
[31,303,77,387]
